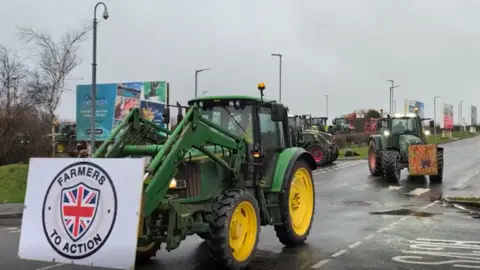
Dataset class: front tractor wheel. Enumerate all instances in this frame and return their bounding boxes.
[208,188,260,269]
[275,160,315,246]
[382,150,401,182]
[368,140,382,176]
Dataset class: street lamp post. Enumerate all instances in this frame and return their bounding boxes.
[325,94,328,118]
[393,100,396,113]
[194,68,211,98]
[90,2,109,155]
[271,53,283,102]
[434,96,440,141]
[386,80,399,114]
[460,100,465,131]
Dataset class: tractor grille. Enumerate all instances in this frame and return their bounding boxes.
[167,162,201,199]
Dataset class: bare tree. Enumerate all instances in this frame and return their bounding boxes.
[18,24,91,118]
[18,25,91,156]
[0,45,30,116]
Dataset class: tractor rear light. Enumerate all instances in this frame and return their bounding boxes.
[169,178,187,189]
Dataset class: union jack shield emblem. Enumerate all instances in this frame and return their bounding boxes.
[60,182,100,242]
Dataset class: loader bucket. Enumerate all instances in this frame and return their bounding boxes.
[408,144,438,175]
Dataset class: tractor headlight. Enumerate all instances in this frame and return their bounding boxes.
[169,178,187,189]
[383,130,390,136]
[229,101,234,107]
[424,130,431,136]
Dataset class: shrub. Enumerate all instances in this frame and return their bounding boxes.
[345,134,355,144]
[333,136,346,148]
[354,134,370,146]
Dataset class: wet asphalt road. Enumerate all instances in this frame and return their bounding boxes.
[2,136,480,270]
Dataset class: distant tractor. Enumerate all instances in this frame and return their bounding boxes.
[51,121,78,157]
[329,113,356,134]
[367,110,443,183]
[288,114,339,166]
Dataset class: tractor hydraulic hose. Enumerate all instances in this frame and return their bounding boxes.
[143,105,246,216]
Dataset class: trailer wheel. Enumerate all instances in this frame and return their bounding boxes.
[208,188,260,269]
[430,148,443,184]
[275,159,315,246]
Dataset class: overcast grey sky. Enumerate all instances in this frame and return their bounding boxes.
[1,0,480,124]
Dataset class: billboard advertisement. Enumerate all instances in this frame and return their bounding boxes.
[76,81,168,141]
[404,99,425,118]
[443,103,454,130]
[472,105,478,126]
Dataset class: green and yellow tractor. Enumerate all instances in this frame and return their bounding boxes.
[93,83,317,269]
[50,121,78,157]
[288,114,339,166]
[367,111,443,183]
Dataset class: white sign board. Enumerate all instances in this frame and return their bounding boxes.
[18,158,145,270]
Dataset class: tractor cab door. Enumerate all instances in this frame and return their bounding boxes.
[255,105,286,186]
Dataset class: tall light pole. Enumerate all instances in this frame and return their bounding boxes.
[460,100,465,129]
[386,80,399,114]
[195,68,211,98]
[393,100,396,113]
[271,53,283,102]
[90,2,109,155]
[434,96,440,141]
[325,94,329,118]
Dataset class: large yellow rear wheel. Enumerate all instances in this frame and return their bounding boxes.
[208,188,260,269]
[275,160,315,246]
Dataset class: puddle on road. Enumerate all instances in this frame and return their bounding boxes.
[369,208,440,217]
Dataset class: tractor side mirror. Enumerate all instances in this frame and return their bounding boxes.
[377,121,383,129]
[429,120,434,128]
[271,103,286,122]
[163,107,170,124]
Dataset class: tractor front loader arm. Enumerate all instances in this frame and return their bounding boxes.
[143,105,246,215]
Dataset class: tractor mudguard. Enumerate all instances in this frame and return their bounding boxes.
[271,147,316,192]
[369,135,383,151]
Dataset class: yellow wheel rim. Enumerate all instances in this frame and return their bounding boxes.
[289,167,314,236]
[229,201,258,262]
[57,144,64,153]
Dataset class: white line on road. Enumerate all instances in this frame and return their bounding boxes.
[36,264,64,270]
[310,201,440,268]
[8,229,21,233]
[4,227,18,231]
[311,259,330,269]
[331,249,347,257]
[348,241,362,249]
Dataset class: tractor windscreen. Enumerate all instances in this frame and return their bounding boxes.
[288,117,295,128]
[200,104,253,139]
[390,118,419,135]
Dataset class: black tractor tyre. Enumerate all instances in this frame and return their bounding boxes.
[136,242,161,264]
[330,144,339,163]
[430,148,444,184]
[196,232,210,240]
[328,127,336,135]
[382,150,401,182]
[368,140,382,176]
[306,143,329,166]
[274,160,315,246]
[208,188,261,269]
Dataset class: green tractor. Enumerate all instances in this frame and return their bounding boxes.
[288,114,339,166]
[367,111,443,183]
[93,83,317,269]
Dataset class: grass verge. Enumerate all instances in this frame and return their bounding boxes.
[0,163,29,203]
[338,131,478,160]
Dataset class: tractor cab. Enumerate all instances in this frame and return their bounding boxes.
[311,117,328,132]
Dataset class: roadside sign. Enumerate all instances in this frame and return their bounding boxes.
[18,158,145,270]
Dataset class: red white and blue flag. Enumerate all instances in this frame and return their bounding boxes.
[61,183,100,241]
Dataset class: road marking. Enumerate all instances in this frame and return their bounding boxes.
[331,249,347,257]
[311,259,330,268]
[8,229,21,233]
[408,188,430,196]
[313,160,366,175]
[364,234,374,240]
[392,238,480,268]
[348,241,362,249]
[36,264,64,270]
[4,227,18,231]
